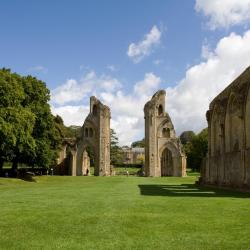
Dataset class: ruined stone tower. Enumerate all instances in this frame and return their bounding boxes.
[76,96,111,176]
[144,90,186,177]
[56,96,111,176]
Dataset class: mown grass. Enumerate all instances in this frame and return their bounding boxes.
[90,166,140,175]
[0,176,250,250]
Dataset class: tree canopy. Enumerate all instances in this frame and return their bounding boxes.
[0,68,62,173]
[131,138,145,148]
[180,131,195,145]
[183,128,208,171]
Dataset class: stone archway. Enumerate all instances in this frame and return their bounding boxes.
[161,147,173,176]
[144,90,186,177]
[56,138,76,175]
[75,96,111,176]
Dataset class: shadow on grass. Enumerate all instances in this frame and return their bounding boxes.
[138,184,250,198]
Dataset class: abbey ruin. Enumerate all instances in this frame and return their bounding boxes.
[57,96,111,176]
[144,90,186,177]
[201,67,250,189]
[57,90,186,177]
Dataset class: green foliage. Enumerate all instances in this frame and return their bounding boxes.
[54,115,81,138]
[180,131,195,145]
[0,68,25,107]
[0,68,62,170]
[110,129,123,165]
[183,128,208,171]
[0,107,36,166]
[131,138,145,148]
[66,125,81,138]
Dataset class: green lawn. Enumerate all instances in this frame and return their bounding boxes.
[0,176,250,250]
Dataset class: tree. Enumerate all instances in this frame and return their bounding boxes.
[184,128,208,171]
[0,68,62,172]
[180,131,195,145]
[131,138,145,148]
[20,75,62,168]
[0,69,36,172]
[136,155,145,165]
[110,129,123,165]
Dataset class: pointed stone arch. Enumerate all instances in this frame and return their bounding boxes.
[144,90,186,177]
[74,96,111,176]
[201,66,250,189]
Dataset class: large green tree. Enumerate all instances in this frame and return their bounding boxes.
[0,68,62,172]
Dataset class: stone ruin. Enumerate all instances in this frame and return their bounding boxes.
[144,90,186,177]
[55,66,250,191]
[57,96,111,176]
[201,66,250,189]
[56,138,77,175]
[57,91,186,177]
[77,96,111,176]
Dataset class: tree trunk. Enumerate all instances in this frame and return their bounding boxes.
[12,159,18,170]
[12,158,19,177]
[0,159,4,174]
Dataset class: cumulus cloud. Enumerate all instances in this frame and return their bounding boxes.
[166,30,250,134]
[101,72,161,145]
[51,71,121,105]
[51,105,89,126]
[51,31,250,145]
[195,0,250,29]
[127,25,162,63]
[51,72,161,145]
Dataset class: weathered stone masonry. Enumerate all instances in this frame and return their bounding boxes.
[57,96,111,176]
[201,67,250,189]
[144,90,186,177]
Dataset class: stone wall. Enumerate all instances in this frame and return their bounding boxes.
[144,90,186,177]
[201,66,250,189]
[56,96,111,176]
[122,147,145,164]
[75,96,111,176]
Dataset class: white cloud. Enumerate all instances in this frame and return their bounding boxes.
[166,30,250,134]
[51,105,89,126]
[27,65,48,74]
[52,72,161,146]
[127,25,162,63]
[51,31,250,145]
[100,72,161,145]
[51,71,121,105]
[195,0,250,29]
[134,72,161,96]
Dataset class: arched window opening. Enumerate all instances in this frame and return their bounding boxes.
[162,128,170,138]
[158,105,163,116]
[92,105,97,116]
[85,128,89,137]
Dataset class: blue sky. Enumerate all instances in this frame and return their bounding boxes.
[1,0,250,145]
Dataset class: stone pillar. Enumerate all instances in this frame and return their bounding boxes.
[71,150,77,176]
[82,150,90,175]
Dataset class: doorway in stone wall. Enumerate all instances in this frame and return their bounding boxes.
[161,147,173,176]
[85,146,95,175]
